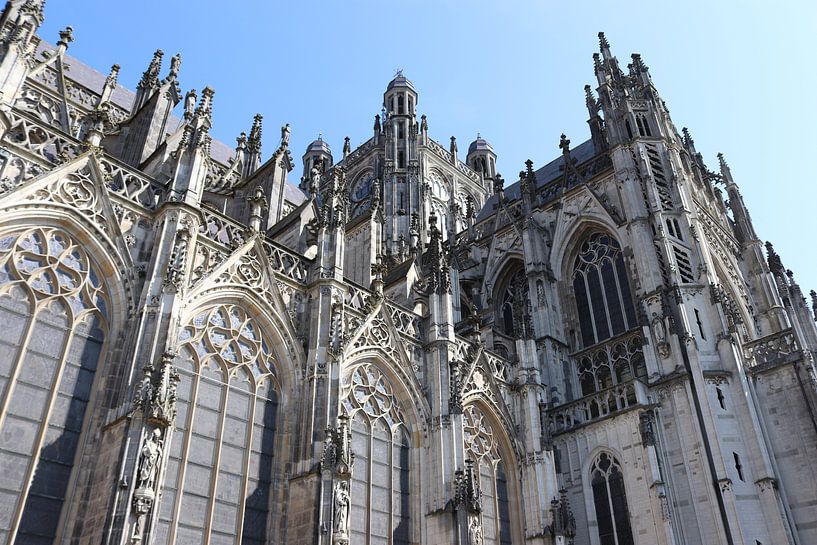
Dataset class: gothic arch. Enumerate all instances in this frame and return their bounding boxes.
[340,358,424,545]
[489,258,531,339]
[155,295,299,545]
[581,447,635,545]
[0,218,131,544]
[462,401,525,545]
[552,218,622,282]
[710,256,754,337]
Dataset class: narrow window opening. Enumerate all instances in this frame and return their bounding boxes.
[734,452,744,481]
[694,308,706,340]
[398,95,405,114]
[625,119,633,139]
[716,387,726,410]
[397,121,404,139]
[397,150,405,168]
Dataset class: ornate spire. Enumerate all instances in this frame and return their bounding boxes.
[630,53,648,73]
[584,85,598,115]
[717,152,734,184]
[426,212,450,294]
[138,49,163,91]
[247,114,263,155]
[450,136,458,164]
[598,31,611,56]
[765,242,784,277]
[343,136,351,158]
[373,114,381,134]
[682,127,695,148]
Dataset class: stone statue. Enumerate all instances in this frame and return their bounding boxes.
[183,89,197,120]
[136,428,163,490]
[281,123,291,147]
[468,517,483,545]
[333,481,350,536]
[168,53,181,80]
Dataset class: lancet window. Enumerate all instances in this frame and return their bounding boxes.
[496,266,531,339]
[154,304,279,545]
[342,364,410,545]
[572,231,637,348]
[590,452,633,545]
[0,227,109,545]
[463,405,512,545]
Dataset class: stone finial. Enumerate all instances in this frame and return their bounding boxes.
[343,136,351,157]
[593,52,602,74]
[373,114,381,133]
[105,63,120,88]
[765,241,784,276]
[247,114,263,154]
[584,84,597,114]
[559,133,571,155]
[57,26,73,48]
[598,31,610,53]
[631,53,648,73]
[235,131,247,152]
[420,114,428,133]
[194,86,214,121]
[139,49,163,90]
[246,185,268,233]
[450,136,458,162]
[682,127,694,148]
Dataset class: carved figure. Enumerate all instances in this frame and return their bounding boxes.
[136,428,163,490]
[183,89,197,120]
[281,123,291,147]
[333,481,350,536]
[468,517,483,545]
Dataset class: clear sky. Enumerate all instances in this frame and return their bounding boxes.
[40,0,816,297]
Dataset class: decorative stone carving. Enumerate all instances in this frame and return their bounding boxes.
[332,480,350,544]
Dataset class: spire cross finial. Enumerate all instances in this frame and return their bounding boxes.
[394,68,403,78]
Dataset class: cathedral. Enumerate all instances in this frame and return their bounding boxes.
[1,2,816,545]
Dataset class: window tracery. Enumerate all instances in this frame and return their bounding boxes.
[463,405,512,545]
[0,227,108,544]
[343,364,410,545]
[496,266,531,339]
[156,304,278,545]
[590,452,633,545]
[572,231,637,348]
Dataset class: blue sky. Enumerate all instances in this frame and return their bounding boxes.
[41,0,816,296]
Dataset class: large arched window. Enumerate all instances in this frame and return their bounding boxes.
[343,364,410,545]
[496,266,531,339]
[463,405,512,545]
[572,232,637,348]
[154,304,279,545]
[0,227,109,545]
[590,452,633,545]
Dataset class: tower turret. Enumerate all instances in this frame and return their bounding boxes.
[300,135,332,193]
[466,134,497,187]
[383,71,417,172]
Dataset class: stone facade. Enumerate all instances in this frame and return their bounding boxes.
[0,2,815,545]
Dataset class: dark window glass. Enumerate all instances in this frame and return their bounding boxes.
[574,275,595,346]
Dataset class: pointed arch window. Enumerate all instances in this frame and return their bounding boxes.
[463,405,513,545]
[590,453,633,545]
[343,365,410,545]
[0,228,109,545]
[496,266,531,339]
[572,232,637,348]
[155,304,279,545]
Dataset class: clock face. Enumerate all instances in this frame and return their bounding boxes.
[351,174,373,203]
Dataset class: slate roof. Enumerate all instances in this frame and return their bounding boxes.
[475,138,599,222]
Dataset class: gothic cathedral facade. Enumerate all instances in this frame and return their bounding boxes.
[0,2,816,545]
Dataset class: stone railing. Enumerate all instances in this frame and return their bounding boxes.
[99,156,165,211]
[388,302,422,338]
[263,240,311,286]
[744,329,800,369]
[548,379,649,434]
